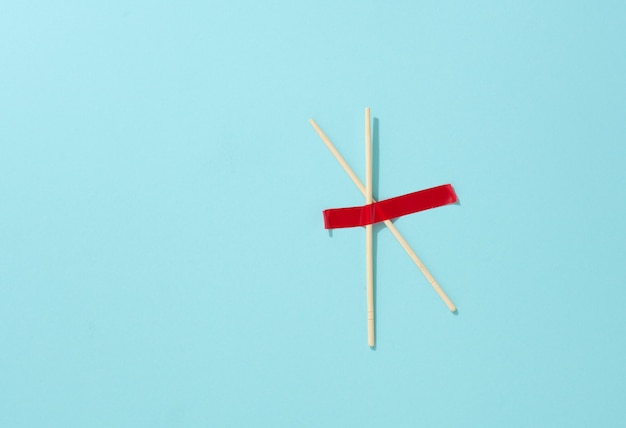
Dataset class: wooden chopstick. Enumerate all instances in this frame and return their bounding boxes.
[365,108,374,346]
[309,118,457,313]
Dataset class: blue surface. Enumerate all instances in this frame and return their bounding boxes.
[2,1,625,426]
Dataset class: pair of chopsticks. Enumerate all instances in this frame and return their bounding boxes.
[309,109,456,347]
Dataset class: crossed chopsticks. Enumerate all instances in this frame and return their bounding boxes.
[309,109,457,347]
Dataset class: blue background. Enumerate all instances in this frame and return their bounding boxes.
[2,1,625,426]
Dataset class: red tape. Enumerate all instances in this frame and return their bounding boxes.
[323,184,457,229]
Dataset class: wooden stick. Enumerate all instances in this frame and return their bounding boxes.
[309,118,457,312]
[365,108,374,347]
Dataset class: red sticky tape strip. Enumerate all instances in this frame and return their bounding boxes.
[323,184,457,229]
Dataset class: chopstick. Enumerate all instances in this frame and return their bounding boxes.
[309,118,457,313]
[365,108,374,346]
